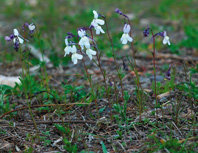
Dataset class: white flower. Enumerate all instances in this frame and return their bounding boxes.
[71,52,83,64]
[120,24,133,44]
[91,10,105,35]
[64,46,72,56]
[78,29,86,37]
[92,10,105,25]
[86,48,96,60]
[163,31,170,45]
[64,38,78,56]
[28,23,36,31]
[65,38,69,46]
[94,25,105,35]
[64,38,71,56]
[13,29,24,44]
[64,37,83,64]
[78,29,90,49]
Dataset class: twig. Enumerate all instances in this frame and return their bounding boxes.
[135,53,198,62]
[0,120,96,126]
[0,103,90,119]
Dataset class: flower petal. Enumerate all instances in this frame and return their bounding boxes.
[18,37,24,44]
[13,29,19,36]
[65,38,69,45]
[64,46,71,56]
[93,10,98,19]
[78,29,86,38]
[126,34,133,42]
[95,19,105,25]
[71,45,77,53]
[123,24,130,33]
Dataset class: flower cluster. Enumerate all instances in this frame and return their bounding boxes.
[5,23,36,51]
[5,29,24,51]
[114,8,133,45]
[23,22,36,34]
[90,10,105,35]
[64,35,83,65]
[78,29,96,60]
[64,11,105,64]
[143,26,171,46]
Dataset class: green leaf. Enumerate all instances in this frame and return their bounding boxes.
[100,141,108,153]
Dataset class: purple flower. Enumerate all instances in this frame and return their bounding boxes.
[143,26,150,37]
[5,34,14,41]
[115,8,123,15]
[5,36,12,41]
[153,31,164,38]
[22,22,29,30]
[14,40,20,51]
[165,64,171,80]
[115,8,128,18]
[5,29,24,51]
[65,32,75,39]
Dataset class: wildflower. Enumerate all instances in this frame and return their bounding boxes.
[165,64,171,80]
[28,23,36,32]
[143,26,150,37]
[23,23,36,34]
[120,24,133,44]
[86,48,96,60]
[13,29,24,44]
[91,10,105,35]
[71,46,83,64]
[115,8,123,15]
[153,31,170,45]
[5,29,24,51]
[5,34,14,41]
[14,40,20,51]
[64,38,71,56]
[115,8,128,18]
[162,31,170,45]
[78,29,90,49]
[64,37,77,56]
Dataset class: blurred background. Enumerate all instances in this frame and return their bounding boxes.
[0,0,197,67]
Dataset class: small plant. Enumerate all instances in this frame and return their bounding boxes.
[146,134,194,152]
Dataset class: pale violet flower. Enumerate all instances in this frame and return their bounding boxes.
[64,38,72,56]
[64,38,77,56]
[13,29,24,44]
[91,10,105,35]
[64,37,83,64]
[28,23,36,31]
[78,29,90,49]
[72,53,83,64]
[71,45,83,64]
[120,24,133,44]
[64,46,72,56]
[162,31,170,45]
[94,24,105,35]
[86,48,96,60]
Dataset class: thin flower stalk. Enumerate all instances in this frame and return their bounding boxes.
[89,29,111,108]
[115,8,143,120]
[102,16,124,100]
[151,30,158,121]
